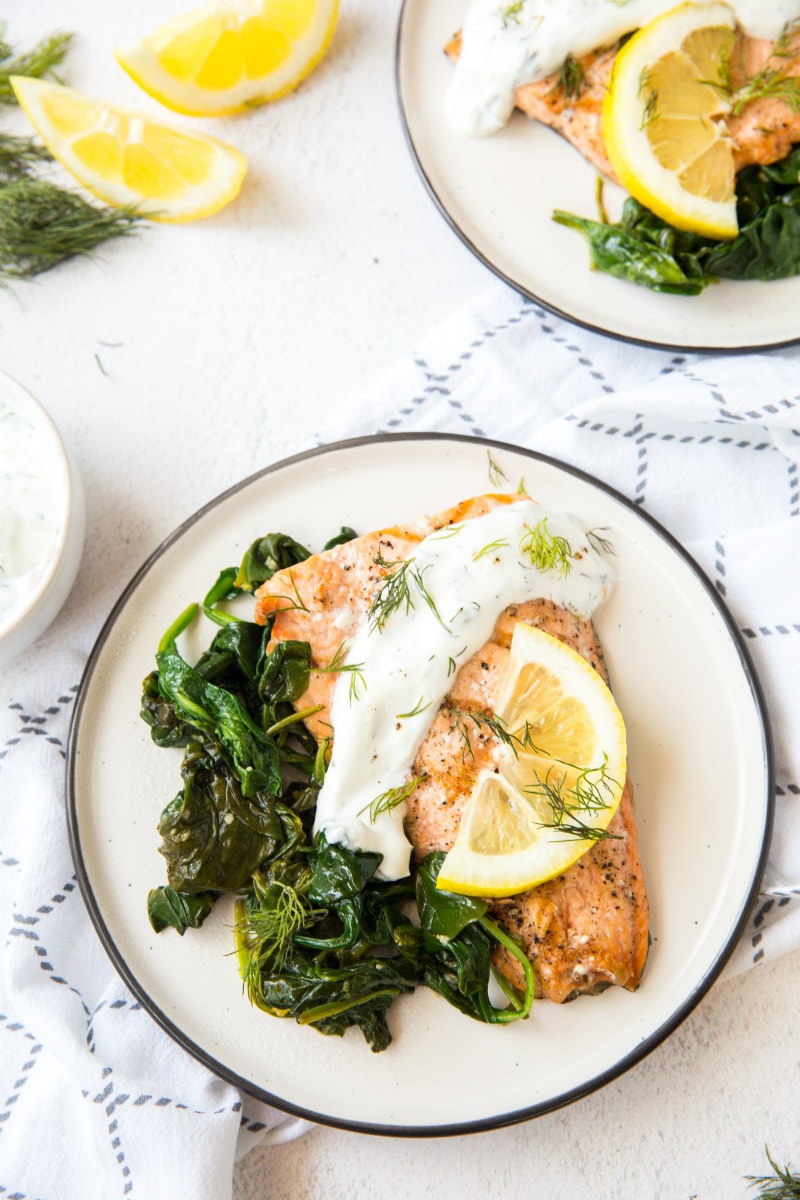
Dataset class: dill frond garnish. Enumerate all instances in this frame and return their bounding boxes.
[368,557,449,633]
[520,517,574,577]
[487,450,509,488]
[258,570,309,614]
[500,1,525,29]
[396,696,432,719]
[0,180,142,283]
[586,526,615,555]
[473,538,510,562]
[552,53,586,101]
[360,777,420,824]
[524,755,622,841]
[236,876,314,979]
[0,132,51,185]
[450,710,516,763]
[428,523,464,541]
[316,641,366,701]
[0,30,74,104]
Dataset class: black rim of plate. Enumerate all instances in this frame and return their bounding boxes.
[66,433,775,1138]
[393,0,800,356]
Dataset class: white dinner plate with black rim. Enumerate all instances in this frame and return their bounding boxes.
[67,433,772,1135]
[396,0,800,353]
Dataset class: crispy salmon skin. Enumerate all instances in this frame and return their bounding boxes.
[254,495,649,1003]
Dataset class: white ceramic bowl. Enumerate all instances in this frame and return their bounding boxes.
[0,370,85,668]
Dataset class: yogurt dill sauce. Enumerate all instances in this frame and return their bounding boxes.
[447,0,800,137]
[313,498,613,879]
[0,396,62,634]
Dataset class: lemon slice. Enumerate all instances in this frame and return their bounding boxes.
[116,0,339,117]
[10,77,247,222]
[603,2,738,239]
[436,623,627,898]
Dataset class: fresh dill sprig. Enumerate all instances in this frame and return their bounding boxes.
[487,450,509,488]
[524,756,622,841]
[428,522,464,541]
[236,876,314,980]
[552,53,586,100]
[258,570,309,614]
[500,1,525,29]
[520,517,574,577]
[746,1148,800,1199]
[315,640,366,701]
[360,777,420,824]
[450,710,516,763]
[0,132,51,185]
[368,557,449,633]
[0,29,74,104]
[0,179,142,282]
[368,556,416,631]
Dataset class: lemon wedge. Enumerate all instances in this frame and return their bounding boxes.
[603,2,738,239]
[10,77,247,222]
[116,0,339,117]
[436,623,627,898]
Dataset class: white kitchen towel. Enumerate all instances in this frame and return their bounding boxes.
[2,278,799,1199]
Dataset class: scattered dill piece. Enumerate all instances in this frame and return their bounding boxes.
[487,449,509,488]
[369,556,416,631]
[360,778,420,824]
[520,517,574,577]
[473,538,510,562]
[586,526,615,555]
[450,710,515,763]
[746,1148,800,1199]
[500,1,525,28]
[0,30,74,104]
[396,696,432,720]
[0,179,142,282]
[552,53,585,100]
[595,175,610,226]
[0,132,51,185]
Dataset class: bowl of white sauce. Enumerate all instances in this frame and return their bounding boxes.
[0,370,85,667]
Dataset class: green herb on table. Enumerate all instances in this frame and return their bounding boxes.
[554,144,800,294]
[0,29,73,104]
[0,132,50,184]
[142,528,536,1050]
[746,1148,800,1199]
[0,179,142,283]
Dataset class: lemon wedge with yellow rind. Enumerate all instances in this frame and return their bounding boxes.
[436,623,627,898]
[603,2,738,239]
[116,0,339,117]
[10,76,247,222]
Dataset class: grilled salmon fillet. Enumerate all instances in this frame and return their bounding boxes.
[254,495,649,1004]
[446,28,800,180]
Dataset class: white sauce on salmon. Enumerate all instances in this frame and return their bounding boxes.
[313,499,613,879]
[0,398,62,634]
[447,0,800,136]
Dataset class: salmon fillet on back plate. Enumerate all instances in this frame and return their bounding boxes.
[254,494,649,1005]
[445,25,800,180]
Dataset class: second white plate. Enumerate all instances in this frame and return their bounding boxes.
[396,0,800,352]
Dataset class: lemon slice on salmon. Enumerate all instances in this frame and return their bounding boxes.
[436,623,627,898]
[10,77,247,222]
[116,0,339,117]
[603,2,738,239]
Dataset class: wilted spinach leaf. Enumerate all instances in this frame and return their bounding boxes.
[147,885,216,934]
[554,145,800,294]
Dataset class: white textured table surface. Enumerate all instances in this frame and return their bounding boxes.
[3,1,799,1197]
